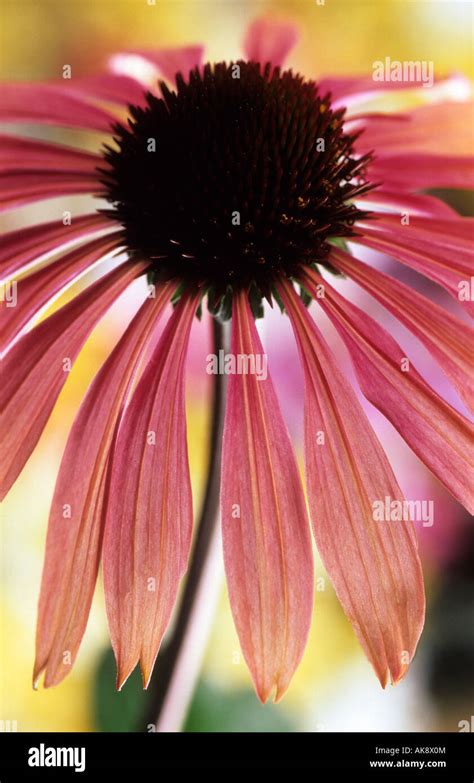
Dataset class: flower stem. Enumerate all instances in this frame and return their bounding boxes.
[141,317,227,732]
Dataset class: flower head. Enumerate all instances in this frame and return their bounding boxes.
[99,60,371,306]
[1,16,473,702]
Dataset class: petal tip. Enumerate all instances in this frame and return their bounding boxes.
[254,676,289,705]
[390,662,410,687]
[139,658,156,691]
[116,659,136,691]
[373,664,389,690]
[243,15,300,68]
[274,682,290,704]
[32,669,42,691]
[255,686,271,705]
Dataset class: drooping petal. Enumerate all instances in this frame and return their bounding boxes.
[220,290,313,702]
[360,214,474,250]
[278,279,425,687]
[103,290,199,690]
[66,73,148,106]
[0,171,99,211]
[330,247,474,413]
[302,268,474,514]
[243,16,299,68]
[0,260,147,500]
[354,226,474,317]
[368,153,474,190]
[0,83,118,131]
[1,233,122,351]
[0,134,102,174]
[0,214,115,280]
[355,102,474,157]
[34,284,173,688]
[356,189,457,218]
[319,73,471,110]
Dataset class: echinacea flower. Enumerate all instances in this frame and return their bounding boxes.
[1,16,473,704]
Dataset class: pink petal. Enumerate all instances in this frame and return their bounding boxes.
[103,290,199,689]
[243,16,299,67]
[357,189,457,218]
[362,214,474,250]
[331,247,474,414]
[356,102,474,157]
[354,227,474,317]
[66,73,148,106]
[319,73,470,109]
[0,83,118,131]
[302,268,474,514]
[278,279,425,687]
[120,46,204,84]
[0,213,114,280]
[1,233,122,352]
[34,284,173,688]
[369,153,474,190]
[221,291,313,702]
[0,134,102,174]
[0,171,99,211]
[0,260,147,500]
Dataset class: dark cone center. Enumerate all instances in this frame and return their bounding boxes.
[100,61,373,305]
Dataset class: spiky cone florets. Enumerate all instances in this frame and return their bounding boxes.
[99,60,373,317]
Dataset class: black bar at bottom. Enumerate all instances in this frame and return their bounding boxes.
[0,731,473,777]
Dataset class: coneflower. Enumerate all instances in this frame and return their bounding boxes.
[1,16,472,705]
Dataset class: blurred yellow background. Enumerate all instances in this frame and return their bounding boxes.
[2,1,473,81]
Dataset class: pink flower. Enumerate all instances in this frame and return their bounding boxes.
[1,16,472,702]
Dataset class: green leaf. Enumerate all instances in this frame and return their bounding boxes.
[184,679,297,733]
[93,653,299,733]
[93,647,149,732]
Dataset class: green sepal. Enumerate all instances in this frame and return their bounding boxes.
[299,284,312,308]
[248,282,265,320]
[170,280,188,307]
[271,286,285,314]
